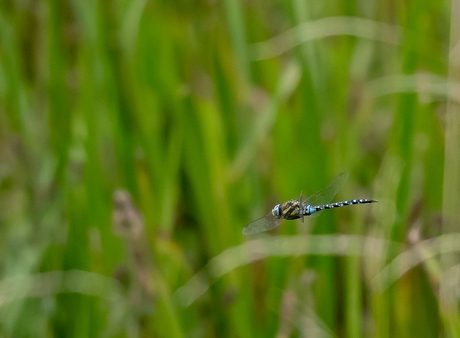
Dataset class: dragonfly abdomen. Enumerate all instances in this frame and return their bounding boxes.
[304,198,377,215]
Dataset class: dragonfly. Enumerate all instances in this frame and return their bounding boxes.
[242,172,377,235]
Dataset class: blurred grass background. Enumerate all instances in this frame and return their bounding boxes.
[0,0,459,337]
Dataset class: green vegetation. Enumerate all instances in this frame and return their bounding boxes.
[0,1,459,337]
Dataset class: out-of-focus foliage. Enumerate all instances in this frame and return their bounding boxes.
[0,0,459,337]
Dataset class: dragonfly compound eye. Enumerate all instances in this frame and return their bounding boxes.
[271,204,282,218]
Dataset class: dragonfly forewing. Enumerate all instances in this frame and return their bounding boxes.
[242,213,283,235]
[305,172,349,218]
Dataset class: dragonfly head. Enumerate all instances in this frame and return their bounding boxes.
[271,204,282,219]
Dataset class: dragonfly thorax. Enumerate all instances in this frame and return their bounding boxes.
[271,204,282,219]
[271,199,304,220]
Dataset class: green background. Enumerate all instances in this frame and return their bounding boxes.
[1,0,459,337]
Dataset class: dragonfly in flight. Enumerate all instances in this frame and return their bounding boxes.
[242,173,377,235]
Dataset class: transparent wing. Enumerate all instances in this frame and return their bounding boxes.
[242,213,283,235]
[305,172,349,218]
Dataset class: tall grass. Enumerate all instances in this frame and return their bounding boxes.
[0,0,458,337]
